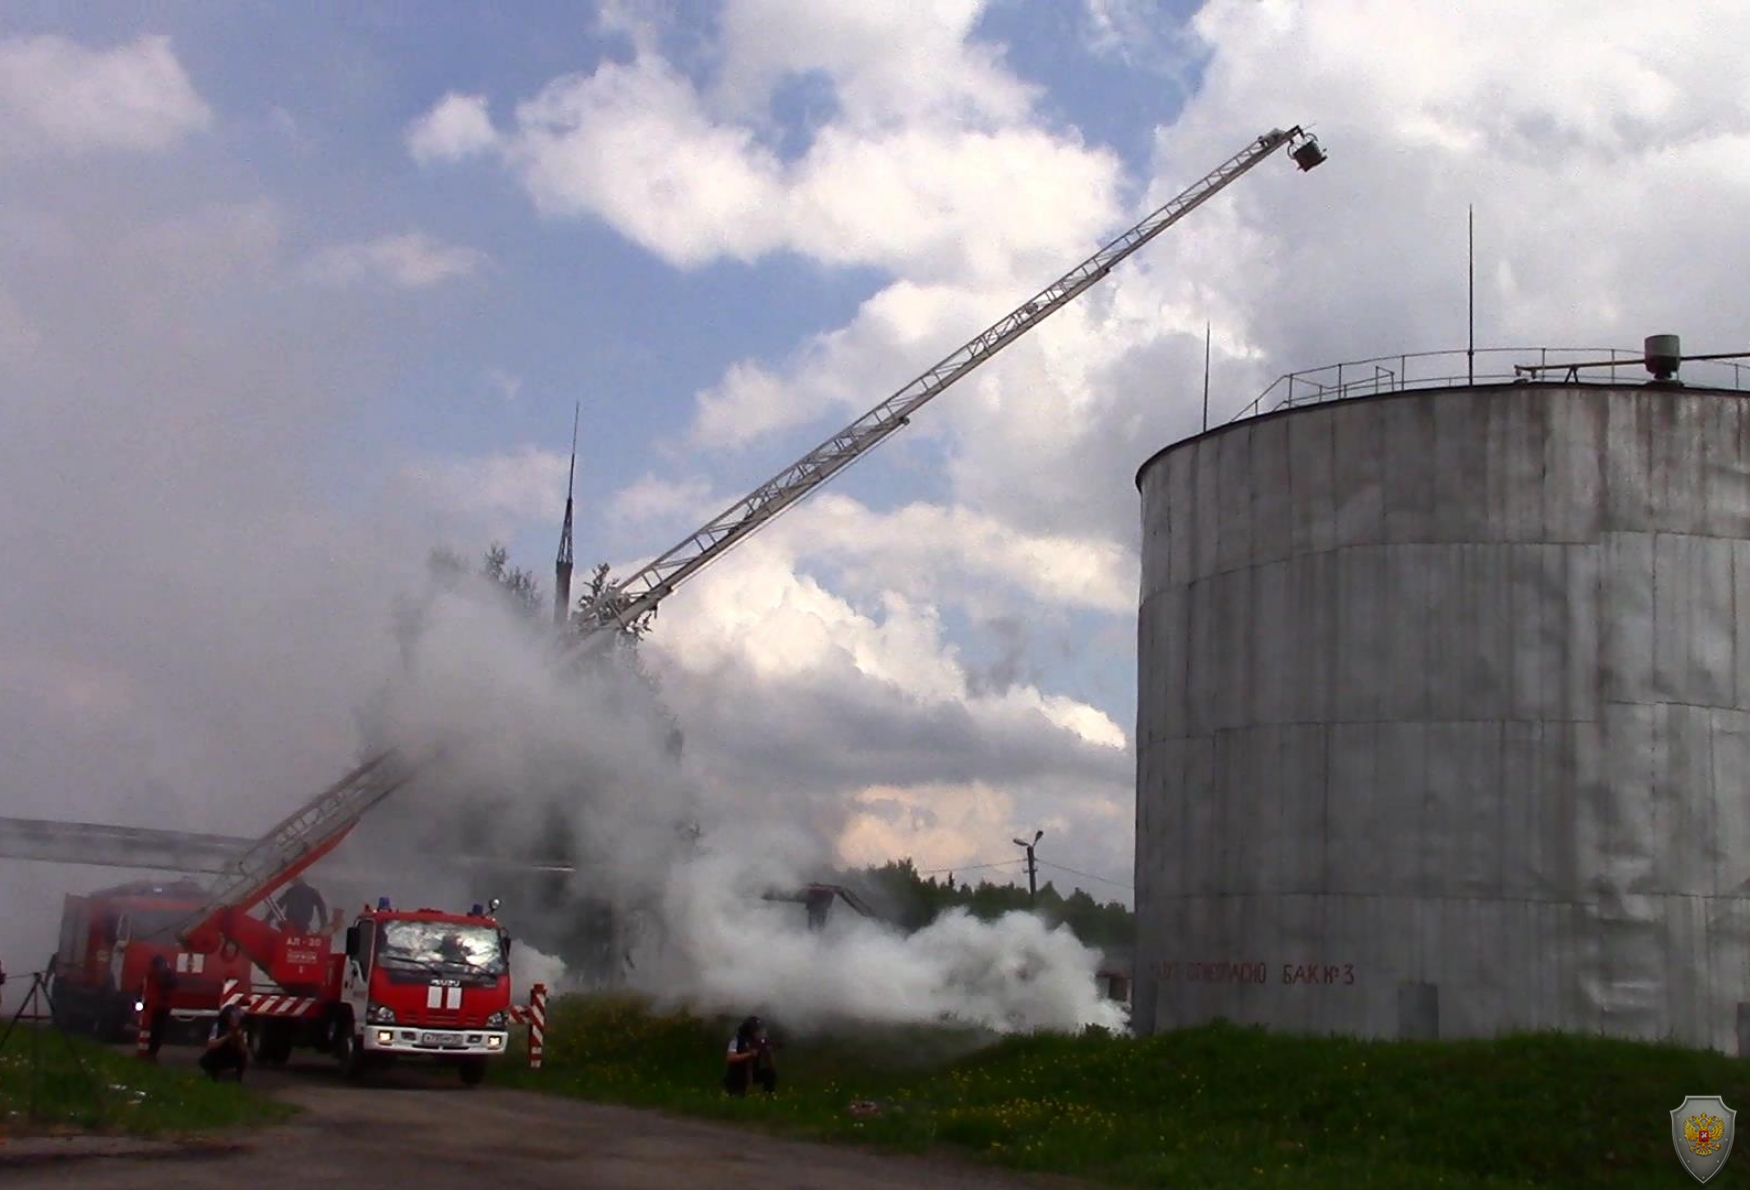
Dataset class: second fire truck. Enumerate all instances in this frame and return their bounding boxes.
[144,755,520,1084]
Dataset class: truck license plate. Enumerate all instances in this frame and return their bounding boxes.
[420,1032,450,1046]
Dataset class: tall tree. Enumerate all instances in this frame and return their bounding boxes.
[575,561,656,639]
[481,543,543,618]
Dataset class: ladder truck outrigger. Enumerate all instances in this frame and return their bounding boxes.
[145,754,523,1084]
[135,126,1323,1060]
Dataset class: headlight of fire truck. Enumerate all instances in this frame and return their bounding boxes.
[486,1010,508,1029]
[367,1004,396,1024]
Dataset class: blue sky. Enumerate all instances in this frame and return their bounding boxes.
[0,0,1204,571]
[4,0,1749,910]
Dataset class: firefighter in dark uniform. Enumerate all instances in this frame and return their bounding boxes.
[273,877,329,933]
[723,1015,777,1096]
[145,953,178,1059]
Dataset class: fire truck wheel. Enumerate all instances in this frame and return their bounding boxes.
[337,1030,367,1083]
[252,1021,292,1066]
[458,1057,487,1087]
[102,1002,131,1045]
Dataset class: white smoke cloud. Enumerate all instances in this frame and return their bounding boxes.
[656,844,1124,1032]
[509,941,569,1002]
[0,157,417,975]
[356,572,1121,1034]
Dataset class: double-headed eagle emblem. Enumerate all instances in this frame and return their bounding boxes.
[1685,1113,1726,1157]
[1672,1096,1736,1183]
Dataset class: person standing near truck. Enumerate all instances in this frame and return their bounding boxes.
[144,954,178,1059]
[272,877,328,934]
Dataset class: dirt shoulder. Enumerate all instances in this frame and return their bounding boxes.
[1,1057,1096,1189]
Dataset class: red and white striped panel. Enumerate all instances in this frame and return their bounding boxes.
[241,994,323,1018]
[220,979,323,1019]
[520,983,547,1070]
[506,985,547,1025]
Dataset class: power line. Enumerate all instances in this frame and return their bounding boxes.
[917,861,1022,878]
[1036,861,1134,889]
[916,857,1131,893]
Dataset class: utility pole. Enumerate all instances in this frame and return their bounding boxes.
[1201,321,1211,432]
[1467,204,1474,387]
[554,401,579,627]
[1012,829,1043,906]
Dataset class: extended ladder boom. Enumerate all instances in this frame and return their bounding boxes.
[169,749,427,943]
[577,126,1322,634]
[164,127,1323,909]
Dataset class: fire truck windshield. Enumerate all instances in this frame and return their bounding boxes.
[376,921,507,980]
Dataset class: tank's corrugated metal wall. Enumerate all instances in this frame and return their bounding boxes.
[1134,385,1750,1051]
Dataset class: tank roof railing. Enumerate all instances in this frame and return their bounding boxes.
[1228,346,1750,425]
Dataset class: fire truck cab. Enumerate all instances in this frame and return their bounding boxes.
[337,903,513,1085]
[188,894,514,1086]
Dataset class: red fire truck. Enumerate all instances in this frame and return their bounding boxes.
[49,878,252,1042]
[186,895,515,1084]
[145,754,520,1083]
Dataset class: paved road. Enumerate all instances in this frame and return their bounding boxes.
[2,1058,1090,1189]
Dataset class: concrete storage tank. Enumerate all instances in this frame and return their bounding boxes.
[1134,355,1750,1052]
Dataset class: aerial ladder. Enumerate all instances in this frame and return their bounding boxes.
[164,125,1327,945]
[577,126,1325,635]
[164,749,426,946]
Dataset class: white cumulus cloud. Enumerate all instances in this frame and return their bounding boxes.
[641,534,1133,888]
[834,781,1022,872]
[305,231,490,289]
[421,0,1120,282]
[773,493,1134,616]
[609,473,720,526]
[406,92,499,164]
[0,33,211,159]
[712,0,1036,128]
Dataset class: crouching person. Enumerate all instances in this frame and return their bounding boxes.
[200,1004,249,1081]
[723,1015,777,1097]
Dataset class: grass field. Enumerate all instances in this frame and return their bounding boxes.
[496,994,1750,1188]
[0,1026,294,1138]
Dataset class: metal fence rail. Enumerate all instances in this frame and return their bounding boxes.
[1228,346,1750,425]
